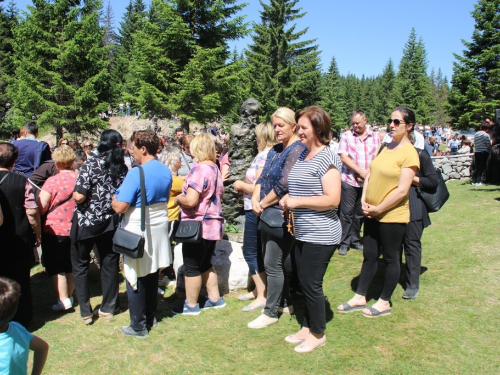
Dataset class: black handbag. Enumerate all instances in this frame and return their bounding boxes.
[174,169,218,243]
[417,170,450,213]
[258,206,286,238]
[112,165,146,259]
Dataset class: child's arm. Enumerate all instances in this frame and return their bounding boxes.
[30,335,49,375]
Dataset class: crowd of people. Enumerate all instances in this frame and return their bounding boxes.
[0,106,498,372]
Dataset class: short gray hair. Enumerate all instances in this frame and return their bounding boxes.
[160,144,182,174]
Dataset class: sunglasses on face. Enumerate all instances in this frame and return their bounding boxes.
[84,145,93,149]
[61,142,68,145]
[388,119,404,126]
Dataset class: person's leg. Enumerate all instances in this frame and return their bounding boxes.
[299,241,335,335]
[126,275,147,332]
[350,187,364,247]
[61,236,74,297]
[477,152,489,183]
[402,220,424,296]
[71,237,94,318]
[241,210,260,300]
[363,222,406,315]
[144,271,159,327]
[262,233,294,318]
[95,231,120,314]
[182,242,203,307]
[338,218,379,311]
[43,233,69,301]
[295,241,335,350]
[338,181,357,248]
[199,240,222,304]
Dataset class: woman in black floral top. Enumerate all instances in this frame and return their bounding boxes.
[71,129,128,325]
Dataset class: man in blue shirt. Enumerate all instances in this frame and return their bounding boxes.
[12,122,51,178]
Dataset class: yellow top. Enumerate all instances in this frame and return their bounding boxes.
[365,143,419,223]
[168,175,184,221]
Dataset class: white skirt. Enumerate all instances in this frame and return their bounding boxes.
[122,202,171,289]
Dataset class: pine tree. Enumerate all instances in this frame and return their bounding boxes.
[9,0,111,139]
[125,0,191,116]
[394,28,435,124]
[448,0,500,128]
[430,68,451,126]
[168,0,248,130]
[339,73,361,127]
[372,58,397,125]
[112,0,148,102]
[319,56,345,131]
[0,0,17,107]
[246,0,320,119]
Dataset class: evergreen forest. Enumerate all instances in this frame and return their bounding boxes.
[0,0,498,138]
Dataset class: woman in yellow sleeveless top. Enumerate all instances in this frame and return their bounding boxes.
[337,107,420,317]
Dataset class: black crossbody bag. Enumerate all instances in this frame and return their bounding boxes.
[112,166,146,259]
[174,169,218,243]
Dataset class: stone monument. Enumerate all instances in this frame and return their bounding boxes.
[222,98,261,228]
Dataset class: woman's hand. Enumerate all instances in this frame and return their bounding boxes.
[362,202,380,219]
[252,198,263,216]
[233,180,245,194]
[279,194,295,210]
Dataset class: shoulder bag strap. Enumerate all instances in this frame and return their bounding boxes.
[46,193,73,216]
[202,167,219,220]
[0,173,8,186]
[377,142,388,156]
[139,165,146,233]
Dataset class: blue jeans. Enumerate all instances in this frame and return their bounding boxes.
[243,210,264,275]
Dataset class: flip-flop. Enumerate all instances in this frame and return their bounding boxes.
[337,302,366,313]
[362,306,391,318]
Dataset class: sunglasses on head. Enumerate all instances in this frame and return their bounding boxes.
[388,119,404,126]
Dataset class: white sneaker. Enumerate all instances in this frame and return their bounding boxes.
[158,277,175,287]
[52,297,73,312]
[248,314,278,329]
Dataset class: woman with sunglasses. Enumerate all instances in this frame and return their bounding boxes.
[279,106,342,353]
[337,107,419,318]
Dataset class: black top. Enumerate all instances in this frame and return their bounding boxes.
[0,171,34,246]
[409,148,438,227]
[74,156,126,227]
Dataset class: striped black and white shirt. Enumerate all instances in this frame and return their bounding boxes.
[474,131,491,153]
[288,146,342,245]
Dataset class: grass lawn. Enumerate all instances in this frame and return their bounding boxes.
[27,180,500,374]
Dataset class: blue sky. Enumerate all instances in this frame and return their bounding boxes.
[13,0,478,80]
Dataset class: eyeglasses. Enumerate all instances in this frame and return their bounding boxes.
[83,145,93,149]
[388,119,404,126]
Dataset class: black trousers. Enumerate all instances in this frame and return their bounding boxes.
[402,220,424,291]
[126,270,159,332]
[339,182,364,247]
[71,231,119,318]
[0,236,32,328]
[295,240,335,334]
[473,152,489,183]
[356,219,406,301]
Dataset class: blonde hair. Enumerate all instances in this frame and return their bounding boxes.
[272,107,296,127]
[52,145,75,169]
[190,133,216,163]
[256,122,277,149]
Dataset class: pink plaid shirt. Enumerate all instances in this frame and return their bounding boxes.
[338,128,380,187]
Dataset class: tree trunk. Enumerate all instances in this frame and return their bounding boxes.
[180,118,190,134]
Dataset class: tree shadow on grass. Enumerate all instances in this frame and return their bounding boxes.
[29,264,125,332]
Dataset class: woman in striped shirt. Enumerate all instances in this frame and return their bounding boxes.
[279,106,342,353]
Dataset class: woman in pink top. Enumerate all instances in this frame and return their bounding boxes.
[38,145,77,312]
[173,134,226,315]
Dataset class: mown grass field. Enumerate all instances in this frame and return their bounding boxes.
[27,180,500,374]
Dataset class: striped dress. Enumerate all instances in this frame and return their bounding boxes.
[288,147,342,245]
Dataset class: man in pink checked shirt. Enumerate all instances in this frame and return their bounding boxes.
[337,110,380,255]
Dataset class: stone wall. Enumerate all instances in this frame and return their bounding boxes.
[431,153,473,181]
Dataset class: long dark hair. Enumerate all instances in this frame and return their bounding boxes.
[97,129,127,179]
